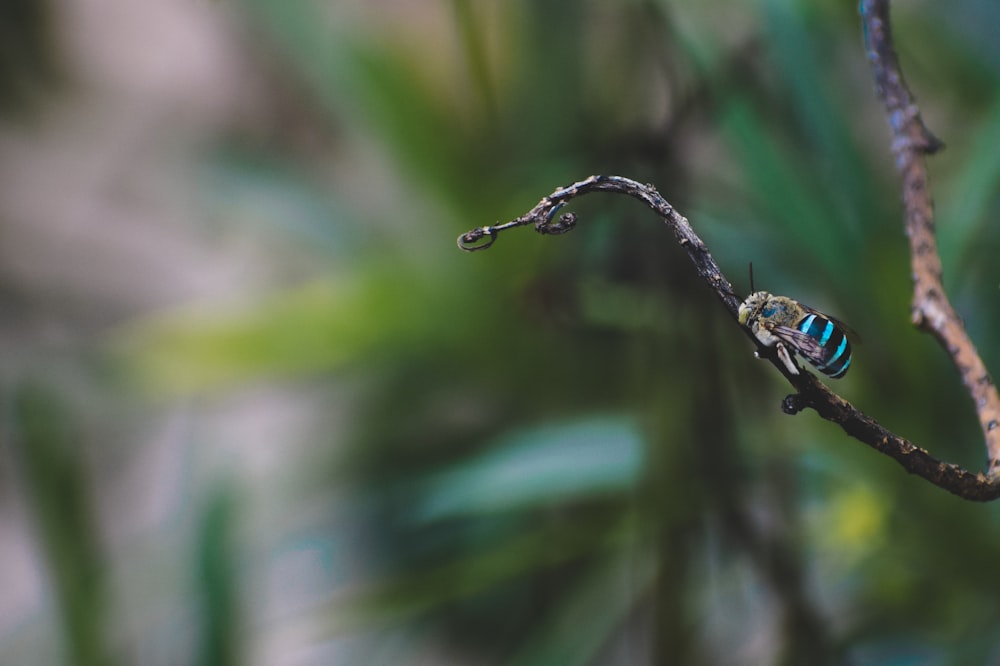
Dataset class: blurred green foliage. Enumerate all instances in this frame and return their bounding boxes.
[0,0,58,115]
[13,385,111,666]
[7,0,1000,664]
[195,486,241,666]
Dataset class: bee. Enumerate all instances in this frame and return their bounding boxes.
[738,291,856,379]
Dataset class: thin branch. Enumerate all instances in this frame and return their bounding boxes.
[458,175,741,314]
[861,0,1000,476]
[457,176,1000,501]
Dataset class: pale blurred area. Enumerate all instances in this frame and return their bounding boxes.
[0,0,408,663]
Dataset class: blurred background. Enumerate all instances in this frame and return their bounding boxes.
[2,0,1000,664]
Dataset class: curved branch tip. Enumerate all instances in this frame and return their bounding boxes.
[457,227,497,252]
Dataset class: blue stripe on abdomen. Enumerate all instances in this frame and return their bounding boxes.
[798,314,833,345]
[798,314,817,336]
[822,331,851,377]
[798,314,852,377]
[818,321,834,346]
[829,354,851,378]
[826,334,849,366]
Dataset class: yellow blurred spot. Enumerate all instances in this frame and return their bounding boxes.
[820,486,885,556]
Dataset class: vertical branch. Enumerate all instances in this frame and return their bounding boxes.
[861,0,1000,475]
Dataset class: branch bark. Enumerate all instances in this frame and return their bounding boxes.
[455,5,1000,501]
[861,0,1000,477]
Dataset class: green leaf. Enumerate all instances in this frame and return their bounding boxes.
[409,416,646,522]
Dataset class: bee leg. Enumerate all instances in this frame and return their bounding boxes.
[776,342,800,375]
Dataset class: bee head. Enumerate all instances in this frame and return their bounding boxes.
[738,291,771,326]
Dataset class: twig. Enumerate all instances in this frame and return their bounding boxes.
[861,0,1000,477]
[457,176,1000,501]
[458,175,742,315]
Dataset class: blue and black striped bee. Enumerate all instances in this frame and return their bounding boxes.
[738,291,856,379]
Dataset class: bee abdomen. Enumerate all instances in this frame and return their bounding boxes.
[797,313,852,378]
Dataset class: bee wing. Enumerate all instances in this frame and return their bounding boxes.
[769,324,827,364]
[798,304,862,344]
[829,316,862,345]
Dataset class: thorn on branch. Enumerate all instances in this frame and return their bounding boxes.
[782,394,807,415]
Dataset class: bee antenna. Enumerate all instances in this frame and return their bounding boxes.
[748,262,755,294]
